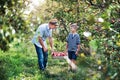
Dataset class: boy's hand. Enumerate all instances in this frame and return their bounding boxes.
[75,51,78,56]
[64,51,68,56]
[64,49,68,56]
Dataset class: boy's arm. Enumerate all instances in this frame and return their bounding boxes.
[66,42,68,55]
[76,44,80,55]
[66,34,69,55]
[66,42,68,51]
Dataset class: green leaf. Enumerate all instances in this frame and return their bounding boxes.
[89,39,98,51]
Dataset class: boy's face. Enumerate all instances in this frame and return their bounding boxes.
[70,27,76,33]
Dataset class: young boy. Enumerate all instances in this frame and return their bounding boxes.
[66,23,80,71]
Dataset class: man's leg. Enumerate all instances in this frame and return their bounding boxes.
[34,45,44,70]
[42,49,48,69]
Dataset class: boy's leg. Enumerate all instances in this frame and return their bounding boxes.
[34,45,44,70]
[71,52,77,64]
[68,51,72,70]
[70,51,78,71]
[71,59,76,64]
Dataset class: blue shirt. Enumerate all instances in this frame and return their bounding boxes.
[32,23,52,48]
[66,33,80,51]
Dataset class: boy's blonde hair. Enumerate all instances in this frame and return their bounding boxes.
[70,23,79,29]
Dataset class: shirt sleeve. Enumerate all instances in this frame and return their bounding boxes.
[66,34,70,42]
[49,30,52,37]
[35,26,43,38]
[66,37,68,42]
[76,34,80,45]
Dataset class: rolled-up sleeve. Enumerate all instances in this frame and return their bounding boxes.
[35,26,43,38]
[66,34,69,43]
[49,30,52,37]
[66,37,68,42]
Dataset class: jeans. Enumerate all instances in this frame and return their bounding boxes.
[34,44,48,70]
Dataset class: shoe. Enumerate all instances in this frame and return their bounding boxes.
[40,68,45,72]
[68,68,72,72]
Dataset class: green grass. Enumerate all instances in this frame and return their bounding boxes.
[0,41,103,80]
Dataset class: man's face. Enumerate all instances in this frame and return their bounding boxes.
[50,24,57,29]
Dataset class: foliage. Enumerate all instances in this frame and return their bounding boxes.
[48,0,120,79]
[0,0,30,51]
[0,41,88,80]
[0,42,36,80]
[0,0,120,80]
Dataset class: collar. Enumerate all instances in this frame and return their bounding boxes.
[46,24,51,30]
[71,32,77,35]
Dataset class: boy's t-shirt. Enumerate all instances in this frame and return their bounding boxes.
[66,33,80,52]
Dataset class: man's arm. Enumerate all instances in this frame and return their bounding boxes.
[48,37,53,51]
[38,36,48,52]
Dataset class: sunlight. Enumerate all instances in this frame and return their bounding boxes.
[24,0,45,15]
[31,0,45,6]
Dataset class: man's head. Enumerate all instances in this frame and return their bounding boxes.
[49,19,58,29]
[70,23,78,33]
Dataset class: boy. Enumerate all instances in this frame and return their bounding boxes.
[66,23,80,71]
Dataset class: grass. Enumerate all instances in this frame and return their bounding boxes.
[0,41,69,80]
[0,41,103,80]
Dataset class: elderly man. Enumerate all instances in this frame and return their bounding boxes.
[32,19,58,71]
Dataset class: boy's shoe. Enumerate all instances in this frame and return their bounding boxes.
[68,69,77,73]
[68,68,72,72]
[71,69,77,73]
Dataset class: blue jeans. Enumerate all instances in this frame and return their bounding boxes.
[34,44,48,70]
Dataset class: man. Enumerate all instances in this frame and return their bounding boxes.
[32,19,58,71]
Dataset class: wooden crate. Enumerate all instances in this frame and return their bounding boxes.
[52,51,67,59]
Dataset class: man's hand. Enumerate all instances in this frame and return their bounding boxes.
[43,47,48,52]
[51,48,54,52]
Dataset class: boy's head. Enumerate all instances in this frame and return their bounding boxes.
[70,23,78,33]
[49,19,58,29]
